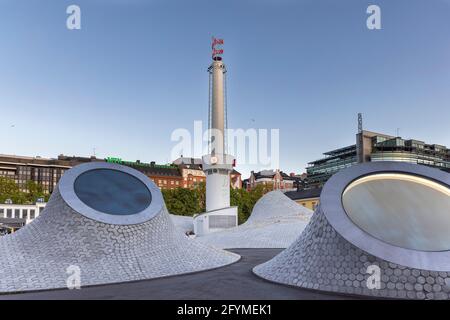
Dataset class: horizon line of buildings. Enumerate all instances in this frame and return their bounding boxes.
[0,154,243,197]
[0,127,449,207]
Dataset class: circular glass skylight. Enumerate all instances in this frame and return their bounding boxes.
[74,169,152,215]
[342,173,450,251]
[59,162,163,225]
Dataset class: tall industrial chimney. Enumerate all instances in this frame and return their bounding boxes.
[195,38,238,235]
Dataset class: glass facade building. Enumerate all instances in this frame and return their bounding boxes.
[306,131,450,188]
[306,145,358,187]
[371,138,449,169]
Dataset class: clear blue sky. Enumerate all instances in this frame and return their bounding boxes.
[1,0,449,178]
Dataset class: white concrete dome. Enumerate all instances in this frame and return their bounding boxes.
[170,214,194,234]
[196,190,312,249]
[246,190,313,224]
[0,162,239,293]
[254,162,450,300]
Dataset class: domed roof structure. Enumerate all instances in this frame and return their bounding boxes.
[170,214,194,234]
[0,162,239,293]
[246,190,312,224]
[254,162,450,300]
[196,190,312,249]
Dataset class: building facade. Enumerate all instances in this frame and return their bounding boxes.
[173,158,206,189]
[230,170,242,189]
[285,188,321,211]
[106,157,183,190]
[173,157,241,189]
[306,130,450,188]
[0,153,240,197]
[0,202,46,233]
[0,154,102,194]
[247,169,296,191]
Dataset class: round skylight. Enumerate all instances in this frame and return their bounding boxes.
[74,169,152,216]
[342,173,450,251]
[58,162,163,225]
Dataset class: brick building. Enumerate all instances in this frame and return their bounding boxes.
[246,169,297,191]
[172,157,242,189]
[173,158,206,188]
[104,157,183,190]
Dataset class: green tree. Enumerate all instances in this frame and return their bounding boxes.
[25,180,45,203]
[0,177,26,204]
[162,181,271,224]
[194,181,206,211]
[162,187,203,216]
[231,187,251,224]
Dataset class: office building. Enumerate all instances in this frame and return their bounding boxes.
[306,130,450,188]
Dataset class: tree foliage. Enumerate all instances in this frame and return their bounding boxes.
[162,183,205,216]
[0,177,25,204]
[0,177,47,204]
[163,181,272,224]
[25,180,46,203]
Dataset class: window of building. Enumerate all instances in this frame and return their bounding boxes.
[30,209,35,219]
[0,209,3,217]
[6,209,12,218]
[22,209,28,220]
[14,209,20,218]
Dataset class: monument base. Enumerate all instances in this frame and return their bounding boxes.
[193,206,238,236]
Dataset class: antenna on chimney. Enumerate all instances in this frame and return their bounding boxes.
[357,113,364,163]
[358,113,363,134]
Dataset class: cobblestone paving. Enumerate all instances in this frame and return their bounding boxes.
[0,187,239,293]
[253,206,450,300]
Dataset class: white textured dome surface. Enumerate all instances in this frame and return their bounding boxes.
[253,162,450,300]
[170,214,194,234]
[196,191,312,249]
[246,190,313,224]
[0,169,239,293]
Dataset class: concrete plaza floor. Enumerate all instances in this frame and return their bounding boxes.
[0,249,357,300]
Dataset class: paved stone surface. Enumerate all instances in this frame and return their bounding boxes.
[196,191,312,249]
[0,249,357,300]
[0,187,239,293]
[254,206,450,300]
